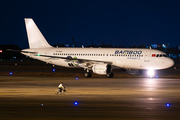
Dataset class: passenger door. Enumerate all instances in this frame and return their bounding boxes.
[144,51,150,62]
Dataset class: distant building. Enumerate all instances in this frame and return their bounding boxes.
[65,43,69,47]
[151,44,169,49]
[151,44,157,48]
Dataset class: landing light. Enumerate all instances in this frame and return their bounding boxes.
[147,68,154,78]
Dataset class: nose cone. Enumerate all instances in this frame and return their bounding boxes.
[167,58,174,68]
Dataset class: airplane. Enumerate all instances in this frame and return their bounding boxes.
[9,18,174,78]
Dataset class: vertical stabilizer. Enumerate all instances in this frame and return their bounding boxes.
[25,18,52,48]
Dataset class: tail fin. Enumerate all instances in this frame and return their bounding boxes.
[24,18,52,48]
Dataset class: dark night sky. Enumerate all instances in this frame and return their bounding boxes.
[0,0,180,49]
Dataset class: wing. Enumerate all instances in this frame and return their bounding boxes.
[6,49,112,66]
[36,54,112,64]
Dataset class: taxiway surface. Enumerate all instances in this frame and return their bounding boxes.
[0,76,180,120]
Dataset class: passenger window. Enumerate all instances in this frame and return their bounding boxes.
[159,54,162,57]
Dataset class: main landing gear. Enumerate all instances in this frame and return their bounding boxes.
[84,72,92,78]
[84,69,92,78]
[106,72,114,78]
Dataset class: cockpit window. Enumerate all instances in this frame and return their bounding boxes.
[163,54,168,57]
[156,54,168,57]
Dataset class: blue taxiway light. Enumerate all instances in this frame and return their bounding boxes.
[156,76,159,78]
[74,101,78,105]
[166,103,170,107]
[52,69,55,72]
[10,72,13,75]
[76,77,78,80]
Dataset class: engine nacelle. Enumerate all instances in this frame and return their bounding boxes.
[126,69,143,75]
[92,64,112,75]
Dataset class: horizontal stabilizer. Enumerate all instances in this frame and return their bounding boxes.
[6,49,37,54]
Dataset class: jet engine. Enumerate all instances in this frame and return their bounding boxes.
[92,64,112,75]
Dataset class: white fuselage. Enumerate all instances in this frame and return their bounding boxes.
[22,47,174,70]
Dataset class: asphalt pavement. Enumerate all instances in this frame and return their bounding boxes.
[0,76,180,120]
